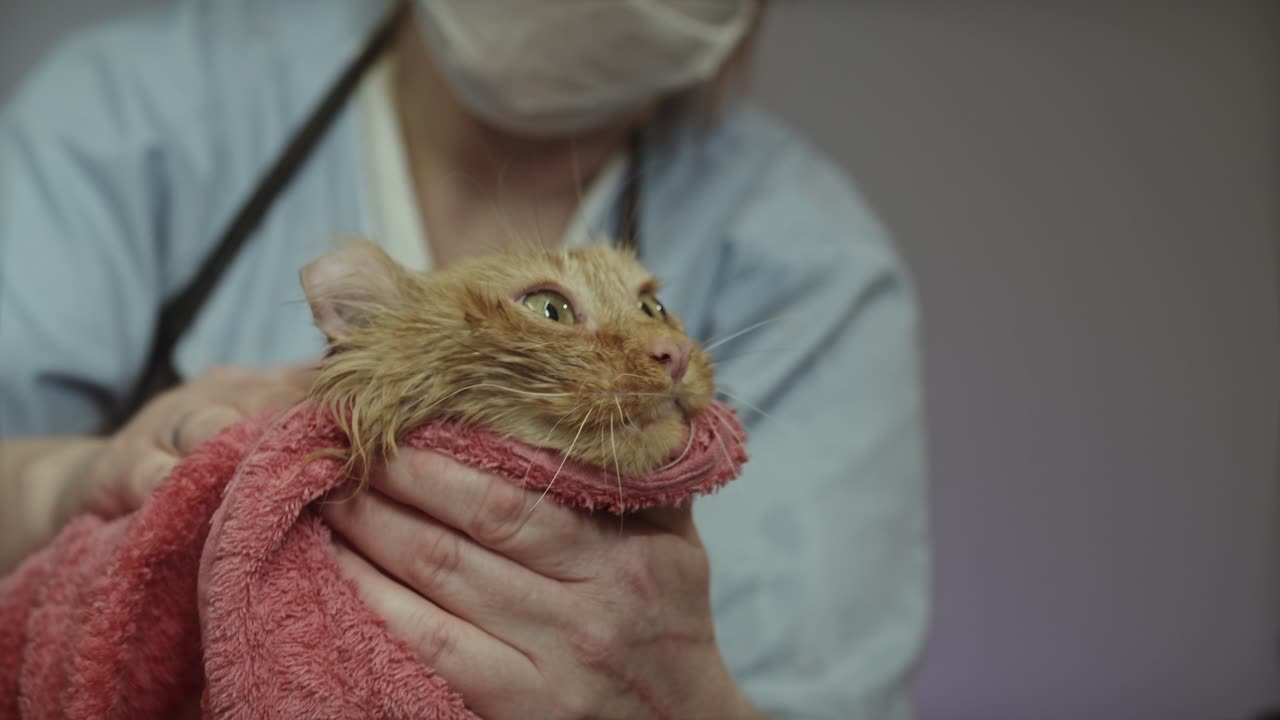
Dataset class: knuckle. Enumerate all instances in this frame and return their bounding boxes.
[404,449,453,484]
[85,443,128,503]
[123,391,180,432]
[409,614,457,669]
[613,550,661,606]
[407,529,463,593]
[137,461,172,496]
[554,690,596,720]
[470,479,528,548]
[565,614,622,669]
[396,450,455,498]
[177,405,241,451]
[121,451,173,509]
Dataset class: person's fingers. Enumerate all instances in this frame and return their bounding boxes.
[329,538,540,705]
[268,362,322,389]
[236,384,307,416]
[321,488,564,647]
[118,447,178,513]
[72,360,325,522]
[171,404,244,455]
[371,449,596,579]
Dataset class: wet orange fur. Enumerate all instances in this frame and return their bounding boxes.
[300,239,714,484]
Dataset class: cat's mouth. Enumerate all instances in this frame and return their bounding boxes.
[516,359,713,476]
[611,394,731,474]
[618,386,707,428]
[481,399,746,514]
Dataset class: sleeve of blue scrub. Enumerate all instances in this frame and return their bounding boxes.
[0,27,179,436]
[693,137,930,720]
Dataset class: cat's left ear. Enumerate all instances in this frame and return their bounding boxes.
[300,238,405,342]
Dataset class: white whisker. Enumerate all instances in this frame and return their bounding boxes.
[509,340,559,353]
[706,401,740,430]
[652,416,697,472]
[454,383,574,398]
[519,400,584,490]
[610,412,624,532]
[407,382,574,421]
[703,406,735,467]
[701,315,789,353]
[714,387,785,428]
[398,382,479,420]
[529,408,593,514]
[610,372,650,383]
[705,347,794,364]
[613,395,637,430]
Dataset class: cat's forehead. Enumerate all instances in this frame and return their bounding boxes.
[485,244,654,295]
[562,245,653,291]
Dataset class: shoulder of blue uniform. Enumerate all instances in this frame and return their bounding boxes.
[4,3,217,135]
[2,0,388,150]
[691,103,912,295]
[0,0,389,306]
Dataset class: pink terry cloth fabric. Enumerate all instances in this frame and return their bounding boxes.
[0,401,747,719]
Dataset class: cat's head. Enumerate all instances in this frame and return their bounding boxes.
[300,239,714,477]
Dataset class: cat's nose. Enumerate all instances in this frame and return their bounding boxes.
[648,338,690,383]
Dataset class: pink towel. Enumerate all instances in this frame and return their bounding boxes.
[0,402,747,719]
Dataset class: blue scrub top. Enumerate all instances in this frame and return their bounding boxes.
[0,2,929,717]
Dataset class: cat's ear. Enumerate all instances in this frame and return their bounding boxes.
[300,238,405,342]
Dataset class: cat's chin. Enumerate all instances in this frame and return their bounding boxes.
[566,406,697,477]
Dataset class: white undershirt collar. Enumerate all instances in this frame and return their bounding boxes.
[357,57,627,272]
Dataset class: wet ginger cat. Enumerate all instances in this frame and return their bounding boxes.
[299,239,716,482]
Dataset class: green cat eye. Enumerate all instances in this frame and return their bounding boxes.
[639,293,667,321]
[521,290,577,325]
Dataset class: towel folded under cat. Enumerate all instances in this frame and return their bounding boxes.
[0,401,745,719]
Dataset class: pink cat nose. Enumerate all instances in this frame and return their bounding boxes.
[649,338,691,383]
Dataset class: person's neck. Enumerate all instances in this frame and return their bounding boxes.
[390,19,644,266]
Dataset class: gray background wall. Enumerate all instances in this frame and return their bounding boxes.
[749,5,1279,719]
[3,2,1277,719]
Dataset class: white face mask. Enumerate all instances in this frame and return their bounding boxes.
[414,0,755,137]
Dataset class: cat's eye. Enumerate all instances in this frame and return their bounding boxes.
[638,293,668,321]
[520,289,577,325]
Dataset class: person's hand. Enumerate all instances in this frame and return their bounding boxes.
[56,363,317,524]
[320,449,764,720]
